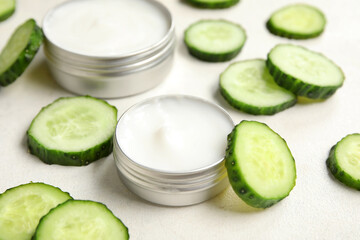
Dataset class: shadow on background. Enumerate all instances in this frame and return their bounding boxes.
[210,186,262,213]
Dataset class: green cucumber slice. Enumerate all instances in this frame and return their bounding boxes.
[266,4,326,39]
[225,121,296,208]
[185,0,239,9]
[327,134,360,190]
[220,59,296,115]
[27,96,118,166]
[184,19,246,62]
[0,0,15,21]
[267,44,344,99]
[0,182,72,240]
[33,200,129,240]
[0,19,43,86]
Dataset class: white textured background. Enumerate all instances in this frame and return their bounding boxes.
[0,0,359,239]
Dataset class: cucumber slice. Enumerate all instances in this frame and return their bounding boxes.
[184,19,246,62]
[0,182,72,240]
[266,4,326,39]
[327,134,360,190]
[27,96,118,166]
[220,59,296,115]
[225,121,296,208]
[0,0,15,21]
[0,19,43,86]
[185,0,239,9]
[33,200,129,240]
[267,44,344,99]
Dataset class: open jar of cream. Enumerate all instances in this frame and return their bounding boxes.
[42,0,175,98]
[113,95,234,206]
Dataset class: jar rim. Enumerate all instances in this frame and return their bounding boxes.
[113,95,235,175]
[42,0,175,60]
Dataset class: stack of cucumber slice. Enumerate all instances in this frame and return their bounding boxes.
[220,44,344,115]
[0,183,129,239]
[0,183,71,240]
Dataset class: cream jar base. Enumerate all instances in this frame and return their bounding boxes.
[116,168,229,207]
[46,53,174,98]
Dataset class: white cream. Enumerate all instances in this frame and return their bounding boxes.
[43,0,169,56]
[116,96,234,172]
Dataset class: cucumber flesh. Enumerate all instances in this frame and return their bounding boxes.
[27,96,118,166]
[225,121,296,208]
[267,44,344,99]
[0,0,15,21]
[327,134,360,190]
[185,0,239,9]
[0,183,72,240]
[33,200,129,240]
[266,4,326,39]
[0,19,43,86]
[184,19,246,62]
[220,59,296,115]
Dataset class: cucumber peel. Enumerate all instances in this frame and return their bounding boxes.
[0,182,72,240]
[27,96,118,166]
[0,0,15,21]
[184,0,239,9]
[327,134,360,190]
[0,18,43,86]
[225,121,296,208]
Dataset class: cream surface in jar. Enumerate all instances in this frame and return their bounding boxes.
[43,0,170,56]
[116,96,234,172]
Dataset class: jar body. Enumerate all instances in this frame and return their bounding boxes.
[113,95,234,206]
[45,51,174,98]
[43,0,175,98]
